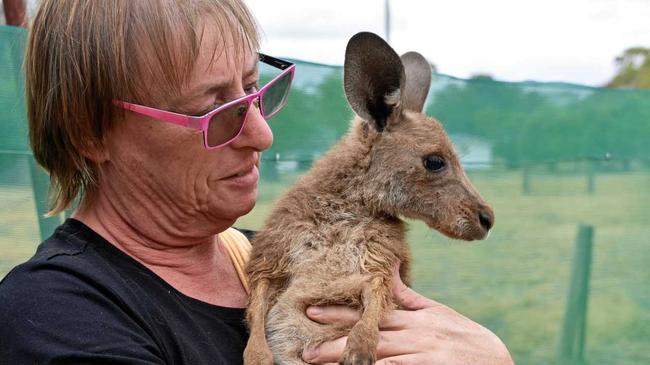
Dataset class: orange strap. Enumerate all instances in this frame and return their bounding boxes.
[219,228,252,295]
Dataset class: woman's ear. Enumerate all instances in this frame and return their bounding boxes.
[75,137,110,164]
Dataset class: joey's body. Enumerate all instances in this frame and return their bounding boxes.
[248,119,410,364]
[244,32,494,365]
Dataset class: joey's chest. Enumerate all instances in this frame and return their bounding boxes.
[286,228,405,277]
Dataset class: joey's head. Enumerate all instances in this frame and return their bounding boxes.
[344,32,494,241]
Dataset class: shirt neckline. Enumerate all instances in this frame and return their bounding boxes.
[59,218,247,317]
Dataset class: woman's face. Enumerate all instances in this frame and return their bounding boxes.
[103,22,273,233]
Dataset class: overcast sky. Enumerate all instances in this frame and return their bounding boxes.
[246,0,650,86]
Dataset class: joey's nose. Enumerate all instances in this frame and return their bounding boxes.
[478,208,494,232]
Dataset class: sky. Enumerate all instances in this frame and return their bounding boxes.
[246,0,650,87]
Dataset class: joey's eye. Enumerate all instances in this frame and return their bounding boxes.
[423,155,446,172]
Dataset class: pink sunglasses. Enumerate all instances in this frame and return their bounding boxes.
[114,54,295,149]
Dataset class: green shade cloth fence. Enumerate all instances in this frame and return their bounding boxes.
[1,25,649,364]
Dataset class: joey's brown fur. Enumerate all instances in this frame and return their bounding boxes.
[244,32,495,365]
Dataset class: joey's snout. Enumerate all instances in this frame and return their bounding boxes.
[458,171,495,240]
[477,205,495,239]
[451,203,494,241]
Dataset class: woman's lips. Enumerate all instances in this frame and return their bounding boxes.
[222,165,259,188]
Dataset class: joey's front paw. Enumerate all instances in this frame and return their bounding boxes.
[243,344,274,365]
[340,350,375,365]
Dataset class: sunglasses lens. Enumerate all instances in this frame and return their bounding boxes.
[261,70,292,119]
[207,99,250,147]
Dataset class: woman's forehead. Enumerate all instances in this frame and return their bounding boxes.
[128,5,259,107]
[181,22,257,97]
[196,20,256,73]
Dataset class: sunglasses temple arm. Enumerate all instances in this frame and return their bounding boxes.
[114,101,200,130]
[258,65,296,96]
[259,53,294,70]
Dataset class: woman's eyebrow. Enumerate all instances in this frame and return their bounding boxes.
[173,63,258,108]
[243,61,259,80]
[193,62,259,96]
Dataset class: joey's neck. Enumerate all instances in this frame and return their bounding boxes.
[305,131,373,199]
[302,126,400,222]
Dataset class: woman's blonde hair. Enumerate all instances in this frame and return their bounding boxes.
[26,0,260,215]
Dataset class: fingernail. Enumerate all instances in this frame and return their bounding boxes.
[303,346,319,362]
[307,306,322,316]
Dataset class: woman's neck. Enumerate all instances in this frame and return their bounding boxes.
[73,187,248,308]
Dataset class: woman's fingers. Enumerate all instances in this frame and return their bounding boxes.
[379,309,421,330]
[375,330,425,358]
[391,265,443,310]
[307,304,425,332]
[375,353,443,365]
[306,265,444,327]
[302,329,426,363]
[306,305,361,326]
[302,335,347,363]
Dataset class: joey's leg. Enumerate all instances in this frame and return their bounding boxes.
[244,279,274,365]
[340,276,390,365]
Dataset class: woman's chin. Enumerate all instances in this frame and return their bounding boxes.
[226,190,258,218]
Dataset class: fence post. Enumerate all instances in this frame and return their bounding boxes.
[586,161,595,195]
[557,224,594,365]
[522,164,531,195]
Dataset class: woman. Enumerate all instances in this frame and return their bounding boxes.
[0,1,513,364]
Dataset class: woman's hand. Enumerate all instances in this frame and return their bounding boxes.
[303,267,514,365]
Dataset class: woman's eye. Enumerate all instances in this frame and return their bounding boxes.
[236,105,249,117]
[245,83,259,94]
[423,155,446,172]
[194,105,218,117]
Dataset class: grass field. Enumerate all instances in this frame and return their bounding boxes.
[2,167,649,364]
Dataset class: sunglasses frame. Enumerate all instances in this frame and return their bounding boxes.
[114,53,295,149]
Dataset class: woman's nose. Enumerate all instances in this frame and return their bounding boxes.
[231,99,273,151]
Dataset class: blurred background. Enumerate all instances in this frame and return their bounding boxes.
[1,1,649,364]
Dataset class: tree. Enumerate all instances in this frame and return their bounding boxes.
[427,73,650,168]
[606,47,650,89]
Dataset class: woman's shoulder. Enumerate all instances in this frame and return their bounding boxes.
[0,218,170,325]
[0,220,249,363]
[0,219,164,361]
[0,219,131,314]
[2,219,132,286]
[233,227,256,241]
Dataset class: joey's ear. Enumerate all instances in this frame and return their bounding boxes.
[344,32,404,132]
[400,52,432,112]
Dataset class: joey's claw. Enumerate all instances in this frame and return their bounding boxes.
[340,350,375,365]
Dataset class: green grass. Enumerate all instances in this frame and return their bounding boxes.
[2,169,649,364]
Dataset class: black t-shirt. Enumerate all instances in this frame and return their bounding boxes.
[0,219,251,364]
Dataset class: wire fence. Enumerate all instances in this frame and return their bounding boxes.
[2,25,649,365]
